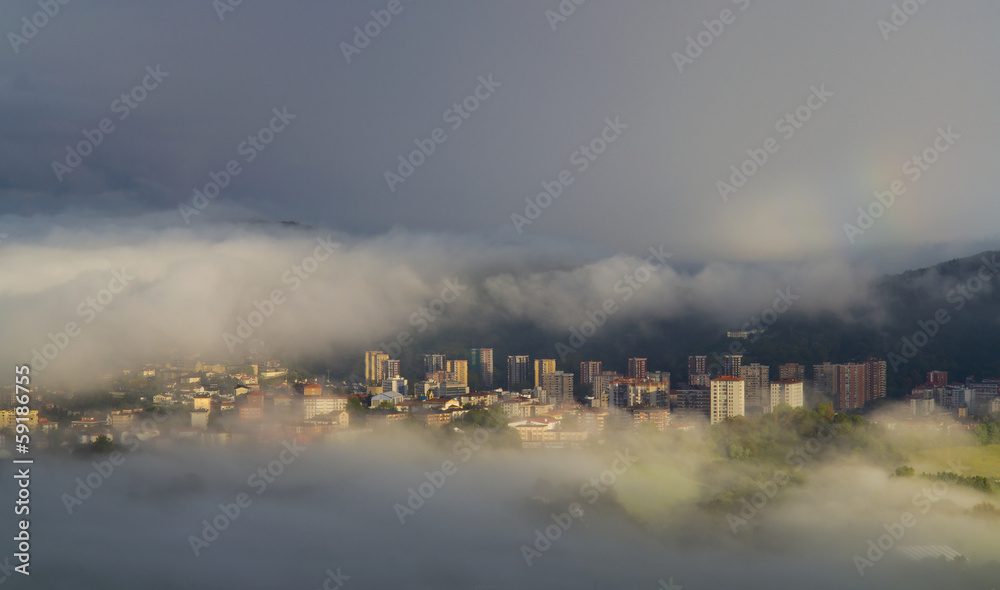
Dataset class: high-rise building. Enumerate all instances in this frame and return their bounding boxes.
[580,361,602,385]
[864,357,887,403]
[739,363,770,409]
[591,371,621,408]
[690,373,712,387]
[778,363,805,381]
[610,379,669,408]
[382,377,407,396]
[813,362,835,399]
[721,354,742,377]
[927,371,948,387]
[710,377,745,425]
[382,359,400,380]
[365,350,389,383]
[627,358,648,381]
[447,360,468,386]
[648,371,671,386]
[470,348,494,389]
[540,371,574,405]
[507,355,530,391]
[534,359,556,388]
[688,355,708,380]
[424,354,445,375]
[673,387,711,418]
[834,363,867,411]
[770,379,804,412]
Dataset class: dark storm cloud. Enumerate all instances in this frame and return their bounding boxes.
[0,0,997,258]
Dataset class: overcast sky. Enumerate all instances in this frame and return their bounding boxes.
[2,0,999,382]
[1,0,997,263]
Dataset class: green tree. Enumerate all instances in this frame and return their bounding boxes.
[89,435,115,454]
[347,397,368,416]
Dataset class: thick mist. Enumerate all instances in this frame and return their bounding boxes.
[0,212,888,386]
[1,424,997,589]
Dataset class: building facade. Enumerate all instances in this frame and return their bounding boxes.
[627,358,648,381]
[469,348,494,388]
[688,355,707,380]
[364,350,389,383]
[540,371,574,405]
[534,359,556,388]
[739,363,770,409]
[778,363,805,381]
[710,377,746,425]
[580,361,602,386]
[770,379,804,411]
[507,355,530,391]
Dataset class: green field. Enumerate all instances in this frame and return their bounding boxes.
[909,444,1000,478]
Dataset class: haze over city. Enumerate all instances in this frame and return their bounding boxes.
[1,1,999,589]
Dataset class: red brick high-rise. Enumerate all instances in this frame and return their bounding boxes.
[627,358,647,381]
[927,371,948,387]
[834,364,867,411]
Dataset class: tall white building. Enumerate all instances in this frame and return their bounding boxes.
[710,377,745,425]
[769,379,804,412]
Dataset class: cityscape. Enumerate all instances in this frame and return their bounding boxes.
[3,0,1000,589]
[7,347,999,449]
[5,346,998,454]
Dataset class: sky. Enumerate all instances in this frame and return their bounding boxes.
[1,0,999,381]
[1,0,997,261]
